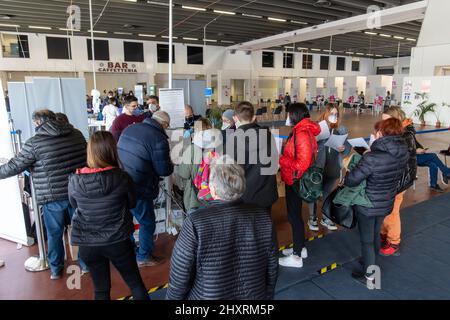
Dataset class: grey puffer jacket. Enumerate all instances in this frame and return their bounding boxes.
[0,120,86,205]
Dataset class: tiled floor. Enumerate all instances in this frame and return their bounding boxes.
[0,110,449,300]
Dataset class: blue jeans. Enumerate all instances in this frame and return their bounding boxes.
[42,200,87,274]
[130,198,156,262]
[417,153,450,186]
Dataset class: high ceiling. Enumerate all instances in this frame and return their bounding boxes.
[0,0,423,58]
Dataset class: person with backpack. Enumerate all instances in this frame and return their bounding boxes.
[278,103,321,268]
[379,106,417,256]
[308,104,351,232]
[344,118,409,283]
[69,131,149,300]
[175,118,222,213]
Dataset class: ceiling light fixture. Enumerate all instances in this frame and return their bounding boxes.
[213,10,235,15]
[268,17,286,22]
[375,54,383,57]
[59,28,80,32]
[203,39,217,42]
[291,20,308,25]
[379,33,392,38]
[314,0,332,8]
[162,35,178,39]
[29,26,52,30]
[0,23,20,28]
[406,38,416,41]
[394,36,405,40]
[221,40,235,44]
[345,51,354,54]
[242,13,263,19]
[297,47,308,51]
[323,49,332,52]
[310,48,321,51]
[182,5,206,11]
[183,37,199,41]
[88,30,107,33]
[114,32,132,35]
[356,52,365,55]
[138,34,156,37]
[147,1,172,6]
[364,31,377,35]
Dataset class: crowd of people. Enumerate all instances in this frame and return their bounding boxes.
[0,97,449,300]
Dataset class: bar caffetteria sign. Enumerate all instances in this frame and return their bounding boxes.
[97,62,138,73]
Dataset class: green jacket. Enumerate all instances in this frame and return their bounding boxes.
[333,153,374,208]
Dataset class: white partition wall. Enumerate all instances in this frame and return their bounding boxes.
[8,77,88,141]
[343,76,357,101]
[0,81,31,246]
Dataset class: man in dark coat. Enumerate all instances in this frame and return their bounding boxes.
[118,111,173,267]
[0,109,87,279]
[226,101,279,209]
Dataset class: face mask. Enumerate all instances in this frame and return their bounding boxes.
[221,122,231,130]
[285,115,292,127]
[235,120,242,128]
[328,115,338,124]
[132,109,142,116]
[149,104,158,112]
[186,116,194,125]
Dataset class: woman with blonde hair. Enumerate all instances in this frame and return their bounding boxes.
[69,131,148,300]
[307,103,351,232]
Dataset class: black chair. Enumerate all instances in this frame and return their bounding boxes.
[272,106,282,115]
[261,107,268,114]
[256,108,263,116]
[440,147,450,166]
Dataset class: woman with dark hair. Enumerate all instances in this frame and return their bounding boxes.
[344,118,409,282]
[307,103,351,232]
[278,103,321,268]
[68,131,148,300]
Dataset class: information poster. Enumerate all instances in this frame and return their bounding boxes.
[134,85,144,105]
[159,88,185,129]
[0,81,30,245]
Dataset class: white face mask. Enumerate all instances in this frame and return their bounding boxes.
[221,123,231,130]
[235,120,242,129]
[328,115,338,124]
[149,104,158,112]
[285,115,292,127]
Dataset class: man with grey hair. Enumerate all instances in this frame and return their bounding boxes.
[118,110,173,267]
[167,155,278,300]
[0,109,87,280]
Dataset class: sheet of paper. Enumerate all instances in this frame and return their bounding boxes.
[316,120,331,141]
[347,138,370,150]
[369,134,376,147]
[159,88,185,128]
[324,133,348,151]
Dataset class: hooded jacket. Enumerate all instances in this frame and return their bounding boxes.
[0,120,86,205]
[344,135,409,217]
[398,119,418,192]
[118,117,173,200]
[175,129,223,212]
[279,118,321,186]
[228,123,279,208]
[68,167,135,246]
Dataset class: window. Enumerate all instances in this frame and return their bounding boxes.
[302,54,313,69]
[46,37,71,59]
[336,57,346,71]
[124,41,144,62]
[283,52,294,69]
[157,44,175,63]
[262,51,274,68]
[187,46,203,65]
[351,60,360,72]
[1,33,29,58]
[87,39,109,61]
[320,56,329,70]
[376,66,395,75]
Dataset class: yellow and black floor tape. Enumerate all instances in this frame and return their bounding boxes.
[318,262,338,275]
[118,283,168,300]
[278,234,325,252]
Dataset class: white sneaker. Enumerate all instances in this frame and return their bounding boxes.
[0,259,4,268]
[279,254,303,268]
[320,219,338,231]
[282,247,308,259]
[308,219,320,231]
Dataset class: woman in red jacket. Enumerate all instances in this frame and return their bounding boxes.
[279,103,321,268]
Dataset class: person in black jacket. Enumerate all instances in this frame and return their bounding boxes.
[118,111,174,267]
[0,109,86,279]
[69,131,148,300]
[226,101,279,209]
[166,155,278,300]
[344,118,409,283]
